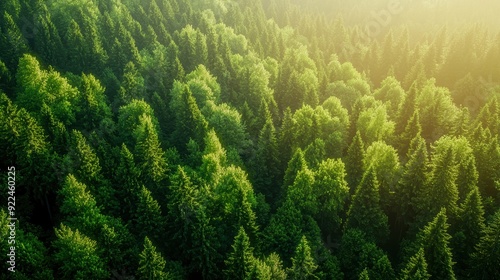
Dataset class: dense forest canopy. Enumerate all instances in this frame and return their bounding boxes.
[0,0,499,279]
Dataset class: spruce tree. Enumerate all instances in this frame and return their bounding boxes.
[453,187,485,272]
[345,131,365,192]
[134,186,165,245]
[400,248,430,280]
[287,236,319,280]
[53,224,109,280]
[138,237,169,280]
[398,109,422,157]
[282,148,307,192]
[397,134,428,228]
[224,227,255,280]
[469,210,500,280]
[417,208,456,280]
[254,116,280,203]
[345,167,389,245]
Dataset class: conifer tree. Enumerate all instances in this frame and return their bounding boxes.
[134,114,168,185]
[417,208,456,280]
[398,109,422,157]
[114,144,141,220]
[469,210,500,280]
[53,224,109,280]
[134,186,165,244]
[359,268,370,280]
[254,116,280,202]
[400,248,430,280]
[345,131,365,192]
[397,134,428,228]
[224,227,255,280]
[278,107,295,173]
[1,11,28,71]
[170,82,209,154]
[282,148,308,191]
[264,253,287,280]
[345,167,389,245]
[287,236,319,280]
[453,187,485,271]
[138,236,169,280]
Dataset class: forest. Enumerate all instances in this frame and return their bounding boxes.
[0,0,499,279]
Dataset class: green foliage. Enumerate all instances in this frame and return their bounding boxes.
[469,210,500,280]
[138,237,170,280]
[224,227,255,279]
[416,209,456,280]
[2,0,500,278]
[400,248,430,280]
[345,131,365,191]
[287,236,319,280]
[53,224,109,280]
[345,168,389,244]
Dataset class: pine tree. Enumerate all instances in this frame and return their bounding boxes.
[453,187,485,272]
[224,227,255,280]
[264,253,287,280]
[287,236,319,280]
[114,144,141,220]
[134,186,165,245]
[345,167,389,245]
[424,139,459,221]
[254,116,280,203]
[53,224,109,280]
[398,110,422,157]
[282,148,307,192]
[417,208,456,280]
[134,114,167,185]
[345,131,365,192]
[1,11,28,71]
[400,248,430,280]
[456,153,478,202]
[359,268,370,280]
[170,82,209,154]
[138,237,169,280]
[278,107,295,173]
[469,210,500,280]
[397,134,428,228]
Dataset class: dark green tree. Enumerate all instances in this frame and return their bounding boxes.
[134,186,166,245]
[224,227,256,280]
[254,115,280,202]
[287,236,319,280]
[469,209,500,280]
[53,224,109,280]
[400,248,430,280]
[345,167,389,245]
[345,131,365,192]
[282,148,307,192]
[138,236,169,280]
[416,208,456,280]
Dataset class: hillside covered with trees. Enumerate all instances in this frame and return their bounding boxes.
[1,0,500,279]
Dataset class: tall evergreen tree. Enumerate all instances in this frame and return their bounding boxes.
[345,167,389,245]
[254,116,280,203]
[400,248,430,280]
[397,134,428,228]
[224,227,255,280]
[469,210,500,280]
[416,208,456,280]
[345,131,365,192]
[453,187,485,273]
[134,186,165,245]
[287,236,319,280]
[138,237,169,280]
[53,224,109,280]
